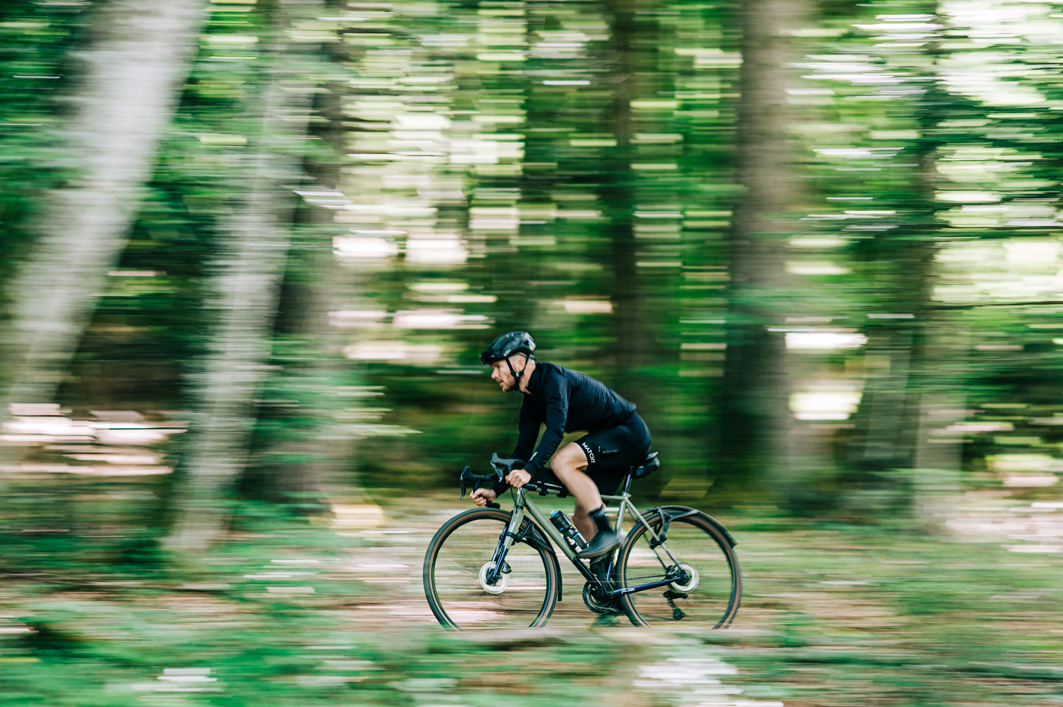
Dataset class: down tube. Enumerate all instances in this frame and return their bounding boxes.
[523,500,578,562]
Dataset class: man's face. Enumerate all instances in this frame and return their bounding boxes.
[490,358,520,392]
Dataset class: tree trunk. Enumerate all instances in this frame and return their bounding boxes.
[847,7,944,486]
[602,0,675,429]
[241,38,353,507]
[0,0,206,420]
[164,0,323,552]
[604,0,640,379]
[715,0,805,497]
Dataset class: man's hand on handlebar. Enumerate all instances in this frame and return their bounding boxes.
[468,468,530,506]
[506,469,531,488]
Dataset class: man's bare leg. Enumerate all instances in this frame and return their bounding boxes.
[551,443,619,558]
[572,498,595,542]
[550,443,598,534]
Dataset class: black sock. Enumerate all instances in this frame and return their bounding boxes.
[590,506,612,535]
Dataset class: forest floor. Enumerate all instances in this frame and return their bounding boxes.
[2,485,1062,707]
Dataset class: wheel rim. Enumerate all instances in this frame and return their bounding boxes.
[427,513,555,629]
[619,515,739,627]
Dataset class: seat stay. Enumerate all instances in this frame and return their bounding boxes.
[621,506,685,572]
[599,491,678,578]
[597,495,691,597]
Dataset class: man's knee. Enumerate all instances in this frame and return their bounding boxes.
[551,443,588,477]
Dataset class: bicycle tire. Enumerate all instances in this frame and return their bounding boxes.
[423,507,559,630]
[616,507,741,628]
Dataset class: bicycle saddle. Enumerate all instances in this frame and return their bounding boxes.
[630,452,660,480]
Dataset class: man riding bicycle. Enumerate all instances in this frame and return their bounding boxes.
[470,331,653,559]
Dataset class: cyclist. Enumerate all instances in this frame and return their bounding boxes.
[470,331,652,560]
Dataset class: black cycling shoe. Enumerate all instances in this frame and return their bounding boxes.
[576,530,621,559]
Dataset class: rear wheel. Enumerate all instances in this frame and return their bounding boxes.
[424,508,558,630]
[616,508,741,627]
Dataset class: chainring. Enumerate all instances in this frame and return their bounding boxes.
[582,582,621,615]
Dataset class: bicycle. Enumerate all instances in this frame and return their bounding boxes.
[423,452,742,630]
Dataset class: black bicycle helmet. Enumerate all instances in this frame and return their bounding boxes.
[480,331,536,365]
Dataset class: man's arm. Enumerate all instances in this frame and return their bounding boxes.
[511,396,539,461]
[523,375,568,476]
[488,397,539,496]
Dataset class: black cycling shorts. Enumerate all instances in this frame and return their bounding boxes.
[538,413,652,496]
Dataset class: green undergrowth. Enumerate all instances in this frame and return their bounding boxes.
[2,502,1062,706]
[0,502,642,706]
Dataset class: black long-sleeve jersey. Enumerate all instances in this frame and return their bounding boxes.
[511,362,636,476]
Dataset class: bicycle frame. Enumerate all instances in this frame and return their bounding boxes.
[485,475,688,599]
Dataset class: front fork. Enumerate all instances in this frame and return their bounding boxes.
[485,501,528,585]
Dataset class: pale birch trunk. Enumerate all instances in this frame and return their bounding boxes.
[164,0,324,552]
[0,0,207,417]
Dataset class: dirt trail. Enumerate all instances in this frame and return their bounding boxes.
[334,495,627,630]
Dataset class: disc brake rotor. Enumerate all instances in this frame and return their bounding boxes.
[478,562,509,594]
[669,563,699,592]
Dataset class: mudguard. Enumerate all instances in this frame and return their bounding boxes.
[642,505,738,548]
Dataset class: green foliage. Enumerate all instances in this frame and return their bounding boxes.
[0,2,89,291]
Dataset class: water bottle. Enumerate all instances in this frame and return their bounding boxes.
[549,510,587,551]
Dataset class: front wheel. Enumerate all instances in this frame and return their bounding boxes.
[616,508,741,628]
[423,508,559,630]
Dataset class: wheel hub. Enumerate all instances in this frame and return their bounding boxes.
[478,562,508,594]
[669,563,699,592]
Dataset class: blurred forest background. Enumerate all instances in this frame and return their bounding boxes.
[1,0,1062,705]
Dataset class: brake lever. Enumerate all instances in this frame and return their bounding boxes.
[489,452,520,478]
[459,466,501,508]
[459,466,472,499]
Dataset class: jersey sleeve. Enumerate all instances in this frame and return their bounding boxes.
[489,397,542,495]
[523,373,568,475]
[510,396,540,462]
